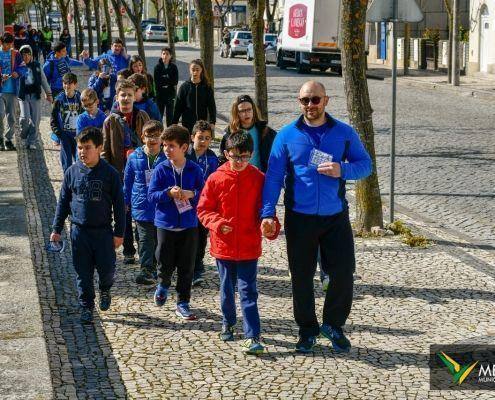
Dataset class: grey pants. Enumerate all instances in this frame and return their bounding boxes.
[0,93,18,142]
[19,95,42,145]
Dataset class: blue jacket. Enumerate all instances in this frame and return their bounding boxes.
[76,109,107,135]
[83,50,130,73]
[148,159,204,230]
[186,147,219,182]
[0,49,26,94]
[50,91,83,138]
[52,159,126,237]
[112,96,161,121]
[261,115,372,217]
[87,72,117,112]
[134,97,161,121]
[43,52,85,93]
[123,146,166,222]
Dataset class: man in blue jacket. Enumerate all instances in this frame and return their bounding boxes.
[80,39,130,77]
[261,81,372,354]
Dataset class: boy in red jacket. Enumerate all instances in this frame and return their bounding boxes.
[198,133,278,355]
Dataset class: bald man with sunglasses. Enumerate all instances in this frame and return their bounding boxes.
[260,80,372,354]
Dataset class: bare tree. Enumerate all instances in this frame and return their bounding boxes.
[110,0,127,46]
[73,0,85,57]
[164,0,177,59]
[341,0,383,232]
[121,0,146,68]
[82,0,95,57]
[194,0,215,87]
[264,0,278,32]
[55,0,71,31]
[247,0,268,120]
[102,0,113,45]
[214,0,238,31]
[92,0,102,53]
[150,0,165,24]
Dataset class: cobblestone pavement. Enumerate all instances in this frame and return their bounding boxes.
[12,64,495,398]
[141,42,495,249]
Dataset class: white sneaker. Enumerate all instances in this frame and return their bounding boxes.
[322,277,330,292]
[28,144,37,150]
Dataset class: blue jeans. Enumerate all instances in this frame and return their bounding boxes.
[216,259,260,339]
[59,131,77,172]
[70,225,116,309]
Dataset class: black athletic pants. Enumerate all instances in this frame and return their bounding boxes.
[284,208,355,338]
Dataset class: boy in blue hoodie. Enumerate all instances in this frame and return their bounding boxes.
[81,38,130,76]
[128,73,161,121]
[124,120,166,285]
[76,88,107,135]
[43,41,85,97]
[50,127,126,324]
[148,124,204,320]
[87,59,117,113]
[50,73,83,172]
[186,120,219,286]
[0,32,25,151]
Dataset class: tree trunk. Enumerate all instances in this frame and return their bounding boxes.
[102,0,113,44]
[265,0,277,32]
[248,0,268,121]
[403,23,410,75]
[93,0,102,53]
[194,0,215,88]
[111,0,127,47]
[164,0,177,59]
[83,0,94,57]
[341,0,383,232]
[447,16,453,83]
[121,0,146,69]
[58,1,70,31]
[73,0,84,57]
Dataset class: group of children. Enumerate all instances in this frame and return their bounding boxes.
[48,59,280,355]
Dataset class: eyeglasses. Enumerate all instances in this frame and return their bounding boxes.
[145,137,161,143]
[298,96,324,106]
[238,108,253,115]
[81,101,96,107]
[228,154,251,162]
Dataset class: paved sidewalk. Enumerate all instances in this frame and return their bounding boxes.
[0,148,52,399]
[9,108,494,399]
[367,64,495,100]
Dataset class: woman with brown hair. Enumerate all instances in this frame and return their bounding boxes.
[129,55,155,99]
[219,94,277,172]
[172,59,216,134]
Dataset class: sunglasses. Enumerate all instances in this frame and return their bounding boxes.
[298,96,324,106]
[228,154,251,162]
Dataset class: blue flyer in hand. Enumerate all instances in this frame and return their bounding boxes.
[46,240,66,253]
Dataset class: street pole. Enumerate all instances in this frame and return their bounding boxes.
[452,0,460,86]
[389,0,398,223]
[187,0,192,43]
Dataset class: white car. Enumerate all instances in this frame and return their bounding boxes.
[143,25,168,42]
[228,31,252,57]
[246,33,278,63]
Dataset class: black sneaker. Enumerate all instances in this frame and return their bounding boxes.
[99,290,111,311]
[135,269,155,285]
[295,336,317,353]
[123,255,135,265]
[320,324,351,353]
[80,307,93,324]
[4,140,16,151]
[220,325,235,342]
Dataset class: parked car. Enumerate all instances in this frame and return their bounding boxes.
[141,18,158,32]
[246,33,278,62]
[143,25,168,42]
[228,31,252,58]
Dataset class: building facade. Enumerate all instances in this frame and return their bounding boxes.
[469,0,495,74]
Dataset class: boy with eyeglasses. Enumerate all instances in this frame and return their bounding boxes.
[197,133,280,355]
[76,88,107,134]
